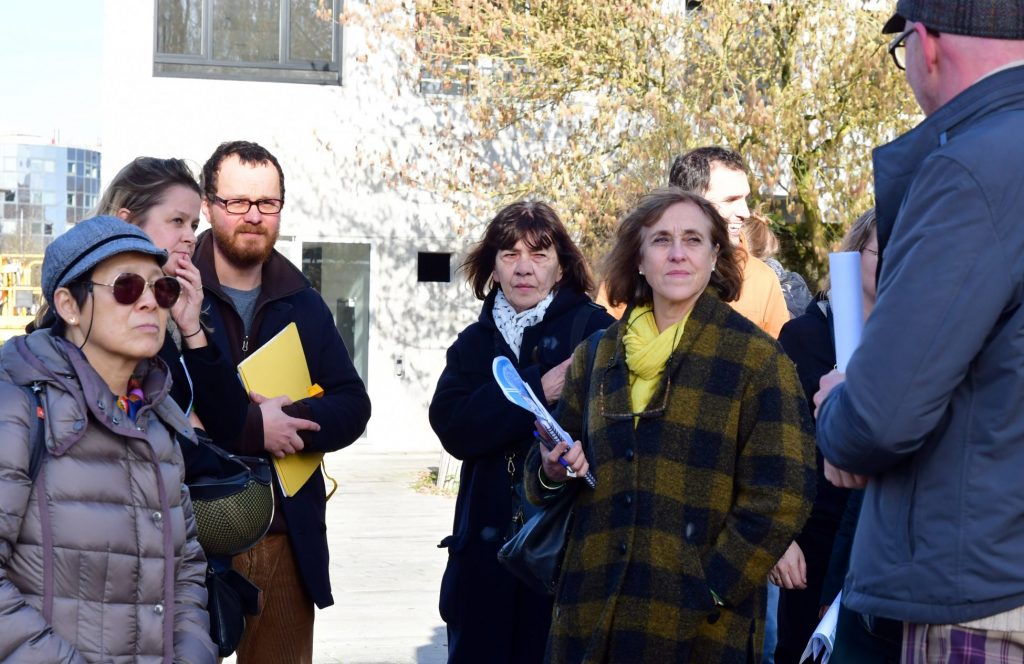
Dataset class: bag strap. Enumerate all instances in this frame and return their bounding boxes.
[579,329,603,457]
[21,383,46,482]
[569,302,601,351]
[19,382,55,621]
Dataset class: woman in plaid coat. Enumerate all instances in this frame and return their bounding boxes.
[525,188,816,663]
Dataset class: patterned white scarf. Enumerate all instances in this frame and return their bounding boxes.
[492,289,555,359]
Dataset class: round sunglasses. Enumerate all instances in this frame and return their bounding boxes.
[87,273,182,309]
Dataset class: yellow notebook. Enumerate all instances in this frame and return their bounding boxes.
[237,322,324,497]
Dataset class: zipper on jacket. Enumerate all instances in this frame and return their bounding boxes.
[242,335,249,353]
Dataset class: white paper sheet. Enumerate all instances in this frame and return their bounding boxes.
[828,251,864,372]
[800,591,842,664]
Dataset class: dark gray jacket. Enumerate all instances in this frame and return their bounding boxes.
[817,64,1024,624]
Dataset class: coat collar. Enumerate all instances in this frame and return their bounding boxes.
[873,64,1024,256]
[193,228,309,304]
[1,331,192,455]
[477,286,592,330]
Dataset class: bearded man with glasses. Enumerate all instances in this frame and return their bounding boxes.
[194,140,371,663]
[812,0,1024,659]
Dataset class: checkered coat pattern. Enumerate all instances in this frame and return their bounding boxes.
[526,290,816,663]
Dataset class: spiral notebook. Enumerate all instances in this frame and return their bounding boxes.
[237,322,325,497]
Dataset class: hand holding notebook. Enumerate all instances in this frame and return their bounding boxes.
[237,322,326,497]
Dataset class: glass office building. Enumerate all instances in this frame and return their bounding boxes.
[0,140,101,252]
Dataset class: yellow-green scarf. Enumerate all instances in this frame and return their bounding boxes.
[623,305,688,421]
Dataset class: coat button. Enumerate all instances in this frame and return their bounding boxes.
[111,416,120,425]
[623,495,633,506]
[72,420,84,432]
[154,603,164,615]
[707,610,720,624]
[685,522,696,540]
[152,511,163,525]
[625,449,634,461]
[619,542,627,555]
[96,400,106,411]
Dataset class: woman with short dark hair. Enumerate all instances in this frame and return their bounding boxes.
[431,200,613,664]
[526,187,816,663]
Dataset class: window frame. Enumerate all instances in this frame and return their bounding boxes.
[153,0,344,85]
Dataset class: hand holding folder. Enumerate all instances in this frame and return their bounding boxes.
[237,322,326,497]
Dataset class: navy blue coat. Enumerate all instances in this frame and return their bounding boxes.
[430,287,612,663]
[193,231,371,609]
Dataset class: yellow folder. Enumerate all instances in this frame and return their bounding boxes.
[237,322,324,497]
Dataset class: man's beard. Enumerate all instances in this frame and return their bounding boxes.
[212,222,278,269]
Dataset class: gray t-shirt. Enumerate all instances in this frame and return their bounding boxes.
[221,284,261,336]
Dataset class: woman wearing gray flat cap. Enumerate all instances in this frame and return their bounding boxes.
[0,215,216,663]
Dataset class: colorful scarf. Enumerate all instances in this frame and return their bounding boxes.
[116,378,146,422]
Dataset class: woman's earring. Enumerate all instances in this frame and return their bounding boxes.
[638,268,644,275]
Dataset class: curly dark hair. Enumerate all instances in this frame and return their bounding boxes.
[200,140,285,202]
[461,200,593,300]
[602,187,743,308]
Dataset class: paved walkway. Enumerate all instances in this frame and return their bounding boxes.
[226,442,455,664]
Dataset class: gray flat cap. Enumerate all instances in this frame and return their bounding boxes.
[884,0,1024,39]
[42,215,168,305]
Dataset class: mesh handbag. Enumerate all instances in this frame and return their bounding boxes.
[186,431,274,557]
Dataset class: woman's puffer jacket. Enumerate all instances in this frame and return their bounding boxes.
[0,330,215,663]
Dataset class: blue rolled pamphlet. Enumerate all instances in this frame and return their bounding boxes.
[492,356,596,489]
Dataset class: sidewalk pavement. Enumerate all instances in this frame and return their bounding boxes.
[226,441,456,664]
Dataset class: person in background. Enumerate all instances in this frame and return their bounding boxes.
[771,210,900,663]
[668,146,789,337]
[743,212,812,319]
[815,2,1024,659]
[525,187,815,663]
[96,156,248,448]
[95,156,256,656]
[0,216,216,662]
[195,140,371,664]
[430,200,613,664]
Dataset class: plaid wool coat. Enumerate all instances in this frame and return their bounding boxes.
[526,290,816,663]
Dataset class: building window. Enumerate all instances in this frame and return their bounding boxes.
[417,252,451,282]
[154,0,343,85]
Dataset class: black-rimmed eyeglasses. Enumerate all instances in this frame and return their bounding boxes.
[209,194,284,215]
[888,26,915,70]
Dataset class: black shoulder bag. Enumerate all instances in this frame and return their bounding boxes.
[498,330,602,595]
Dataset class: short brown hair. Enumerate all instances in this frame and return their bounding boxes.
[668,146,748,194]
[461,200,593,300]
[201,140,285,202]
[603,187,743,308]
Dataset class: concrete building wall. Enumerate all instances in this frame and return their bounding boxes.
[101,0,483,451]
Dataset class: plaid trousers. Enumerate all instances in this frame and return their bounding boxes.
[903,622,1024,664]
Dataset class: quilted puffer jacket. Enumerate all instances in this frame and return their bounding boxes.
[0,330,215,663]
